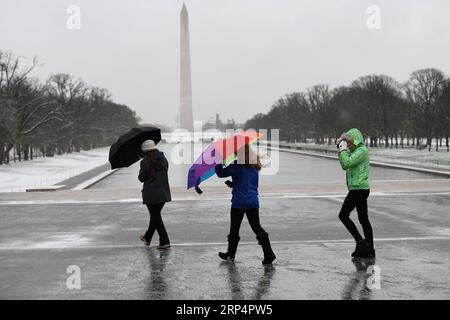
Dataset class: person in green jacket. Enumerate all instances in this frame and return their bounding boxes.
[337,128,375,258]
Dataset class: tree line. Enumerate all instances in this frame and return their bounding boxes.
[245,69,450,151]
[0,50,140,164]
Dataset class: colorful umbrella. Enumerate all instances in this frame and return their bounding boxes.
[187,131,262,194]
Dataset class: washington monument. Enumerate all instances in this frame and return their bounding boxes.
[180,3,194,131]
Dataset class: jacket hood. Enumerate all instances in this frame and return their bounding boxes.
[346,128,364,146]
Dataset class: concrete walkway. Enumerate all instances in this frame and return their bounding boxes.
[1,146,449,299]
[1,189,450,299]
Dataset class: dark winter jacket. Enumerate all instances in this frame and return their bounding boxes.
[138,152,172,204]
[215,163,259,209]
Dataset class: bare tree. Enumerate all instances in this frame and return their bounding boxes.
[307,84,333,144]
[244,69,449,151]
[436,80,450,151]
[1,50,140,164]
[0,51,40,162]
[352,75,405,147]
[405,68,446,151]
[14,80,64,160]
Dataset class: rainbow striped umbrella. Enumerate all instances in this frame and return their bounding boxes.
[187,131,263,194]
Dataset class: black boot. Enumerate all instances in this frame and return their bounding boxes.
[360,240,376,258]
[219,235,239,262]
[359,248,376,258]
[352,239,370,258]
[359,241,376,258]
[257,232,276,265]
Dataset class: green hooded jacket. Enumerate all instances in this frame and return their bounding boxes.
[338,128,370,190]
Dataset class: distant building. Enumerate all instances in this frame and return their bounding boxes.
[202,114,238,131]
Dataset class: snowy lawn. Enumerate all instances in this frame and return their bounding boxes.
[276,142,450,170]
[0,147,109,192]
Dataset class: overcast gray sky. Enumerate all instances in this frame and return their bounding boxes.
[1,0,449,127]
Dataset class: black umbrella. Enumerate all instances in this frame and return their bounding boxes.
[109,127,161,169]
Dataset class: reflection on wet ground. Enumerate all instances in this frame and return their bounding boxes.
[144,249,171,299]
[1,240,449,299]
[342,258,377,300]
[220,261,276,300]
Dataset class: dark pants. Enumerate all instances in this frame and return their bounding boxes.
[144,203,170,245]
[229,208,268,242]
[338,190,374,248]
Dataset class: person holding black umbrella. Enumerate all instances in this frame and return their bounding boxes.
[138,139,171,249]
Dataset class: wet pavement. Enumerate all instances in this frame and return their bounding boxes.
[2,240,449,300]
[90,143,442,189]
[57,163,111,190]
[1,143,450,299]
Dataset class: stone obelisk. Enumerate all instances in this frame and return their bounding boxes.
[180,3,194,131]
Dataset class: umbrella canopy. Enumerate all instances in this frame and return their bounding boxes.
[109,127,161,169]
[187,131,262,194]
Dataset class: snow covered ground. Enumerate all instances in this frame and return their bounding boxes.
[276,142,450,170]
[0,148,109,192]
[370,148,450,169]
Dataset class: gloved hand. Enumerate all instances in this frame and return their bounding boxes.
[225,180,233,188]
[337,140,348,152]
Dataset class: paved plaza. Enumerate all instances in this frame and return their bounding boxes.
[1,145,450,299]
